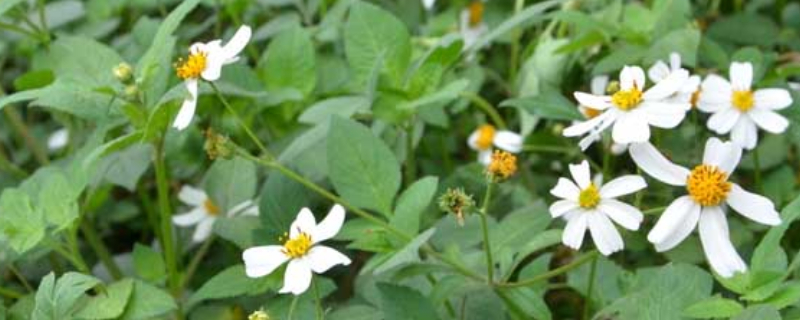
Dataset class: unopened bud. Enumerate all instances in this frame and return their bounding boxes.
[248,310,271,320]
[438,187,475,226]
[113,63,134,84]
[204,129,233,160]
[123,84,139,100]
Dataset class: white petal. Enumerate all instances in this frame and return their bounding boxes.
[599,175,646,198]
[279,259,313,295]
[707,108,740,134]
[748,109,789,134]
[597,199,643,231]
[563,110,615,137]
[612,112,650,144]
[172,208,206,227]
[574,92,612,110]
[698,75,732,113]
[562,213,588,250]
[550,178,581,201]
[669,52,682,70]
[290,208,317,238]
[493,131,523,153]
[647,196,699,245]
[306,245,351,273]
[653,201,700,252]
[47,129,69,151]
[173,79,199,130]
[243,245,289,278]
[587,212,624,256]
[422,0,436,9]
[578,133,601,151]
[726,184,781,226]
[228,200,258,217]
[702,137,741,174]
[467,129,481,150]
[698,206,747,278]
[313,204,346,243]
[478,149,492,166]
[629,142,690,186]
[178,185,207,206]
[221,25,252,60]
[590,75,609,95]
[643,68,688,101]
[568,160,592,189]
[192,217,215,243]
[647,60,670,83]
[730,117,758,150]
[639,101,690,129]
[620,66,646,91]
[550,200,579,218]
[729,62,753,91]
[754,89,793,110]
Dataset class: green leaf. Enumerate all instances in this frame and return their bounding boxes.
[329,305,382,320]
[751,194,800,273]
[390,177,438,236]
[373,228,436,274]
[118,280,176,320]
[91,144,153,191]
[73,279,134,320]
[643,27,701,67]
[213,216,260,249]
[33,272,101,320]
[327,117,401,215]
[132,244,166,284]
[344,1,411,88]
[299,96,370,125]
[707,13,780,47]
[259,169,310,240]
[260,25,316,97]
[0,0,25,17]
[377,283,440,320]
[203,157,257,213]
[402,79,469,110]
[682,295,744,318]
[497,287,552,320]
[763,281,800,310]
[187,265,275,308]
[501,90,583,121]
[0,189,44,254]
[467,0,563,52]
[13,70,55,91]
[731,305,780,320]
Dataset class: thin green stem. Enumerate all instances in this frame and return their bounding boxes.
[460,92,508,129]
[479,182,495,283]
[0,22,40,38]
[8,264,33,292]
[643,206,667,215]
[582,256,598,320]
[154,139,179,293]
[180,237,215,291]
[497,251,599,288]
[0,286,23,299]
[313,278,323,320]
[36,0,51,47]
[52,239,90,273]
[426,275,457,317]
[753,147,762,192]
[80,219,123,280]
[287,295,300,320]
[522,144,575,154]
[508,0,525,86]
[3,107,49,165]
[0,145,28,179]
[210,82,272,158]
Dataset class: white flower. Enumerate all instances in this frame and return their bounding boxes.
[648,52,702,107]
[549,160,646,256]
[630,138,781,277]
[697,61,793,150]
[422,0,436,10]
[467,124,522,165]
[460,1,488,50]
[576,75,630,154]
[172,25,252,130]
[564,65,690,145]
[172,185,258,243]
[242,204,351,295]
[47,128,69,151]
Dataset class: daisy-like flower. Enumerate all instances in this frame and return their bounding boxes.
[648,52,702,107]
[460,1,488,50]
[576,75,627,154]
[697,61,793,150]
[630,138,781,277]
[243,205,351,295]
[564,65,690,145]
[172,185,258,243]
[467,124,522,165]
[549,160,647,255]
[172,25,252,130]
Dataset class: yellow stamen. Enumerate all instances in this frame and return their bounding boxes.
[475,125,496,150]
[578,183,601,209]
[611,86,643,111]
[487,150,517,180]
[175,51,208,80]
[686,164,731,207]
[581,106,602,119]
[731,90,754,112]
[204,199,220,216]
[690,89,701,108]
[468,1,484,27]
[282,232,312,258]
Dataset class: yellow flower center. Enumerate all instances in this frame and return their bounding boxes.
[475,124,496,150]
[578,183,601,209]
[468,1,484,27]
[282,232,312,258]
[487,150,517,180]
[686,165,731,207]
[731,90,754,112]
[203,199,220,216]
[611,87,643,111]
[175,51,208,80]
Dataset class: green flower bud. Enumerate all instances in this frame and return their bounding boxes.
[438,187,475,226]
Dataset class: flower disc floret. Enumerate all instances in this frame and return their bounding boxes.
[282,232,312,258]
[175,51,208,80]
[731,90,754,112]
[578,184,601,209]
[686,164,731,207]
[611,87,643,111]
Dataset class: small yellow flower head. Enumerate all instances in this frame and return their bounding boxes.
[578,184,600,209]
[281,232,312,258]
[113,63,134,84]
[686,164,731,206]
[175,50,208,80]
[204,129,233,160]
[731,90,754,112]
[611,86,643,111]
[467,1,484,27]
[474,124,496,150]
[438,187,476,226]
[486,150,517,181]
[248,310,271,320]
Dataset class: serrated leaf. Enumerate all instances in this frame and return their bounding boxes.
[73,279,134,320]
[118,280,176,320]
[0,189,44,254]
[344,1,411,88]
[187,265,276,308]
[33,272,101,320]
[377,283,440,320]
[682,295,744,318]
[501,90,583,121]
[260,25,316,97]
[203,157,257,213]
[373,228,435,274]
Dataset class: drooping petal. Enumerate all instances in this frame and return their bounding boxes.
[620,66,646,91]
[587,212,624,256]
[243,245,289,278]
[727,184,781,226]
[698,75,732,113]
[192,217,216,243]
[707,108,740,134]
[612,112,650,144]
[599,175,646,198]
[290,208,317,238]
[590,75,609,95]
[563,110,614,137]
[574,92,612,110]
[698,206,747,278]
[220,25,252,61]
[629,142,690,186]
[568,160,592,190]
[730,117,758,150]
[478,149,493,166]
[550,200,579,218]
[313,204,346,243]
[550,178,581,201]
[597,199,643,231]
[172,208,206,227]
[178,185,207,206]
[754,88,793,110]
[647,196,699,245]
[562,213,588,250]
[748,109,789,134]
[493,131,523,153]
[729,62,753,91]
[173,79,199,130]
[702,137,741,174]
[306,245,351,273]
[643,68,688,101]
[653,201,700,252]
[647,60,670,83]
[279,259,313,295]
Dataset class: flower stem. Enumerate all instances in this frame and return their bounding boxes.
[460,92,508,129]
[313,278,323,320]
[497,251,599,288]
[479,182,496,283]
[508,0,525,85]
[209,82,272,158]
[582,256,598,320]
[3,107,49,166]
[287,295,300,320]
[80,219,123,280]
[8,264,33,292]
[180,236,215,291]
[0,286,22,299]
[153,138,179,293]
